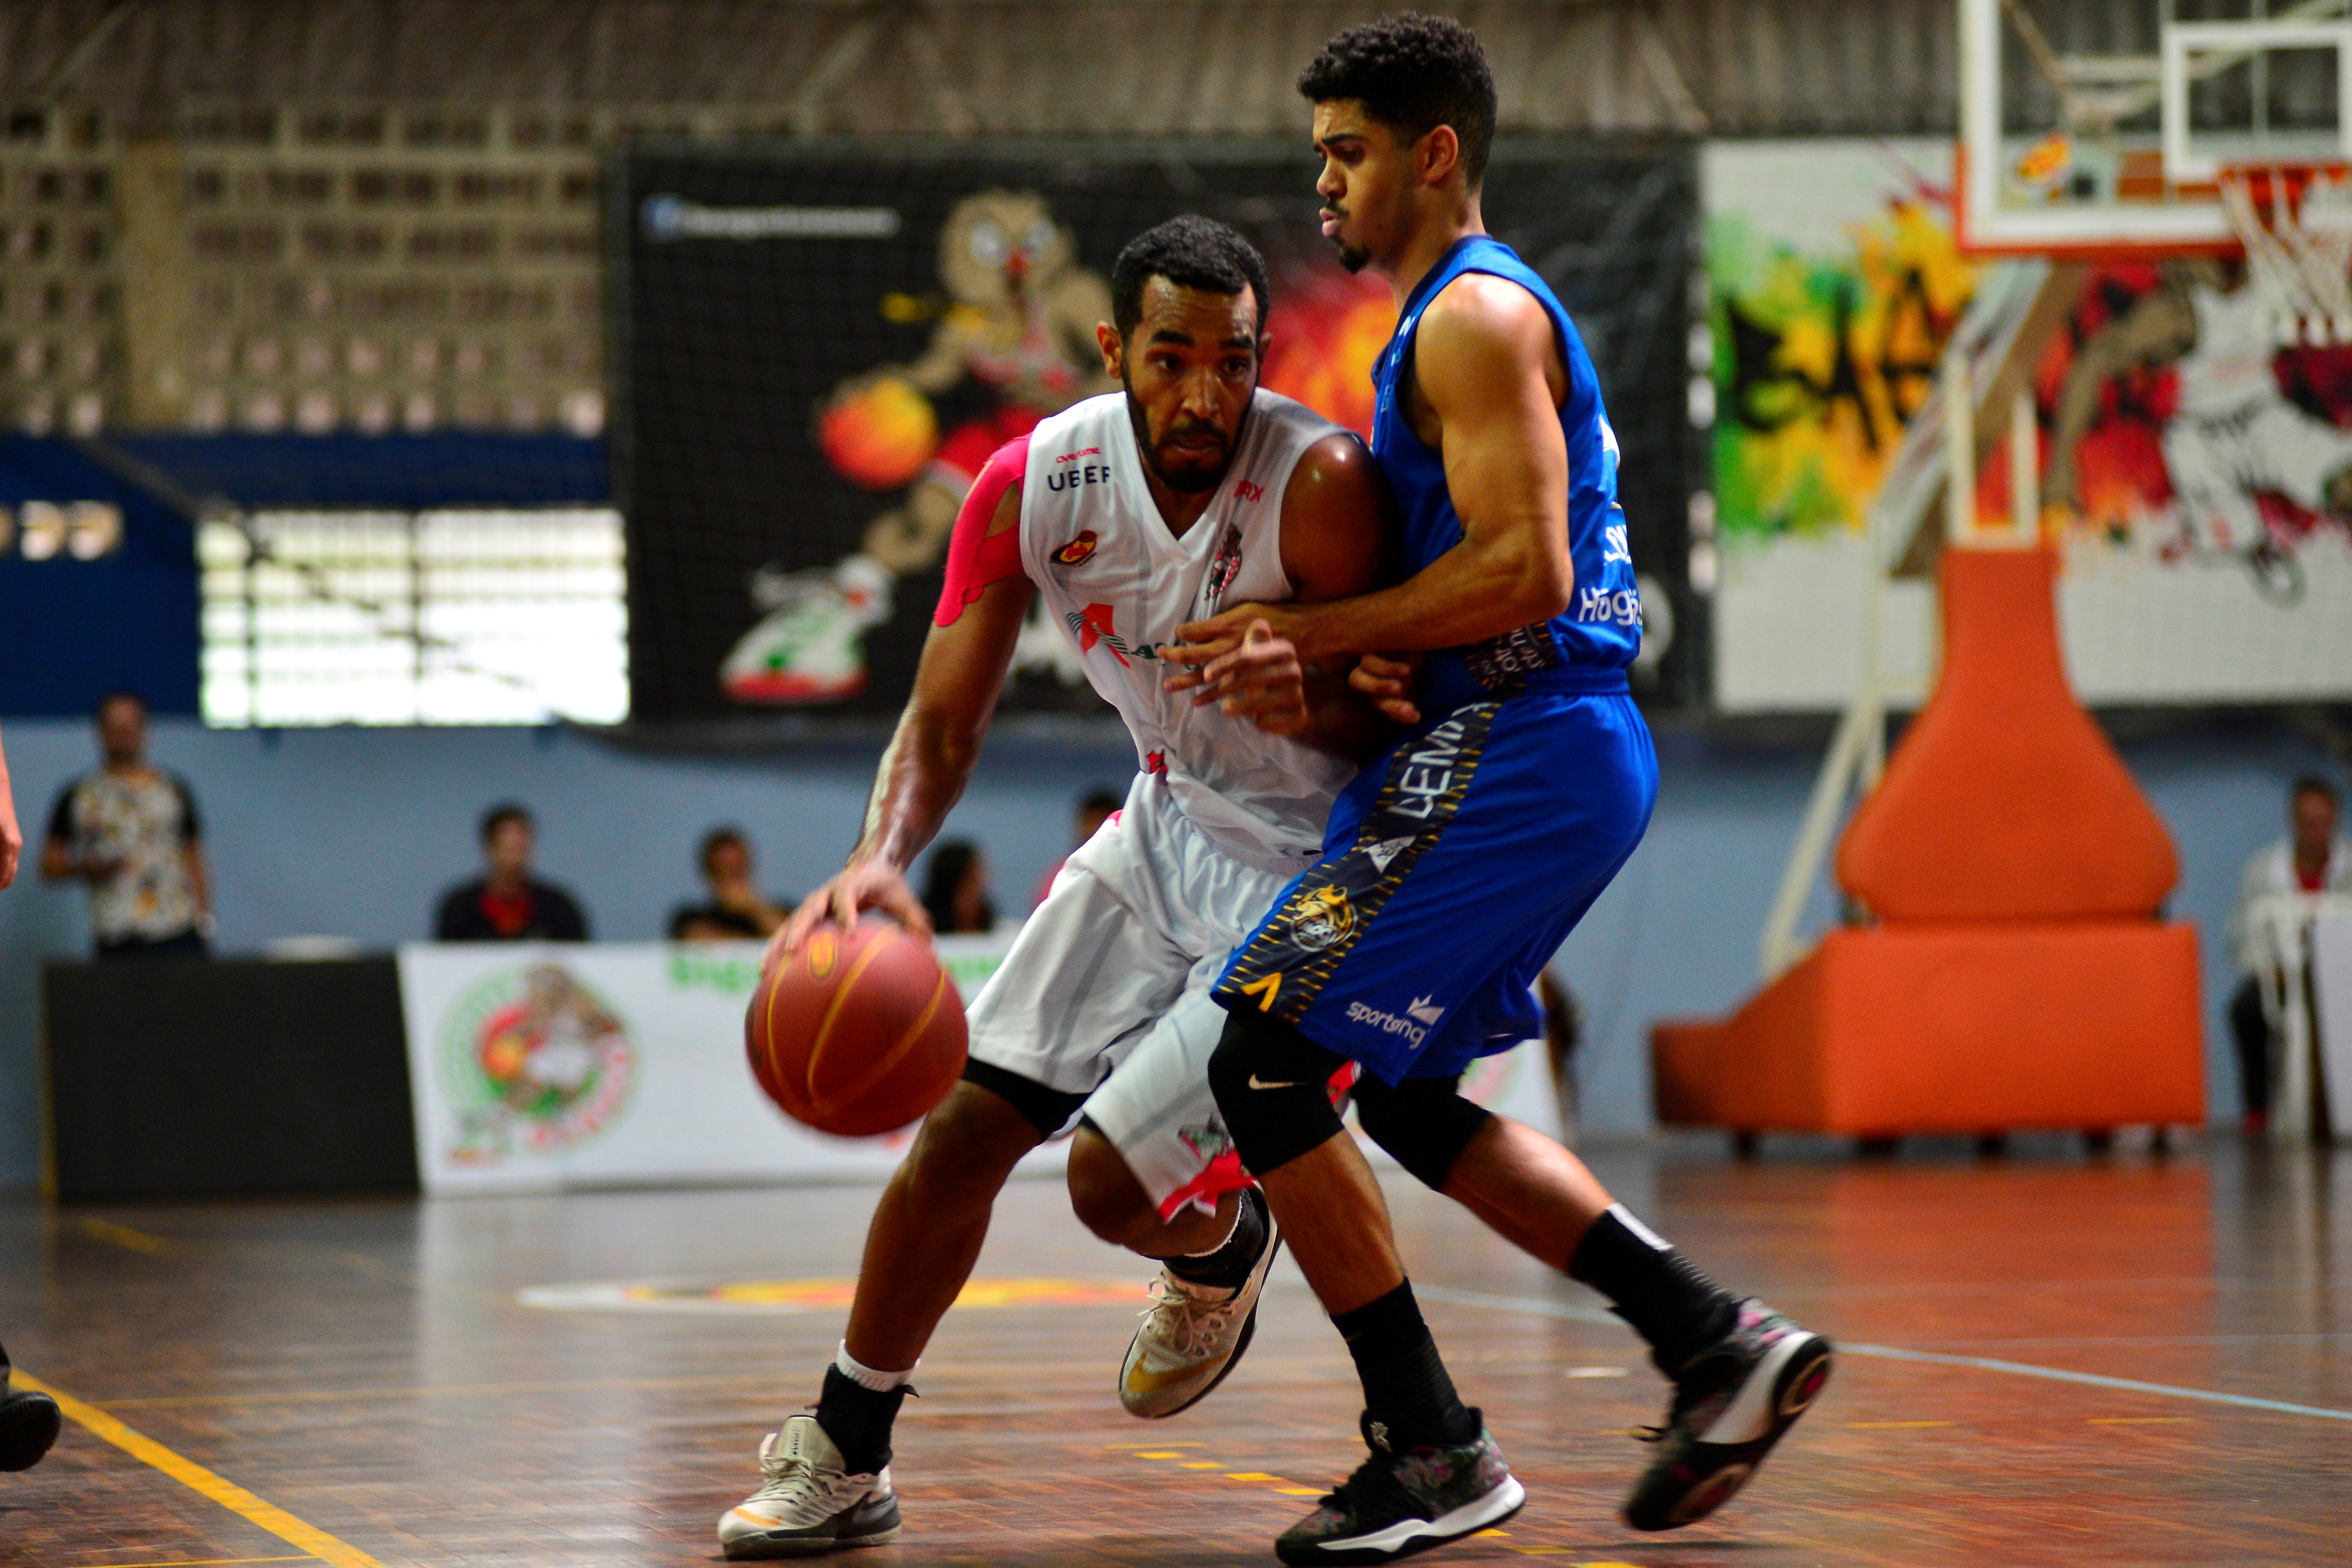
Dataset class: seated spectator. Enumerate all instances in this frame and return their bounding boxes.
[41,690,213,959]
[2225,775,2351,1130]
[670,827,790,941]
[923,839,996,935]
[435,802,589,941]
[1033,784,1124,907]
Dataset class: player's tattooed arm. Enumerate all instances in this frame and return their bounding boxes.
[1161,433,1407,757]
[1176,275,1573,668]
[775,480,1031,956]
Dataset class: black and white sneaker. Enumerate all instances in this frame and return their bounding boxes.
[0,1387,61,1472]
[1274,1412,1524,1565]
[1623,1299,1831,1531]
[717,1416,902,1558]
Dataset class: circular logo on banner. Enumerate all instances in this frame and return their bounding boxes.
[438,963,636,1162]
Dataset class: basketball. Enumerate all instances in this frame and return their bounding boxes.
[746,921,967,1138]
[818,375,940,491]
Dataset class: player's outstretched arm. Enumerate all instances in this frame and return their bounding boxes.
[1175,275,1572,668]
[774,478,1031,958]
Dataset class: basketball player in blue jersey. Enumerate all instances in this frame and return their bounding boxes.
[1164,17,1830,1562]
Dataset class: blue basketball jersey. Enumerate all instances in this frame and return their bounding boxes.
[1370,235,1639,714]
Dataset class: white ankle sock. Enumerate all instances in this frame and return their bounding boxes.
[835,1341,916,1392]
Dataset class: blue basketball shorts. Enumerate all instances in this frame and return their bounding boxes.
[1212,675,1656,1084]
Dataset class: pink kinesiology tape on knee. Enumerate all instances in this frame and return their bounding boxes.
[933,434,1030,626]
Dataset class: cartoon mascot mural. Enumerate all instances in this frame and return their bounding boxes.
[723,189,1116,703]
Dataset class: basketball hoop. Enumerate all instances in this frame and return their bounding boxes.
[2219,164,2352,346]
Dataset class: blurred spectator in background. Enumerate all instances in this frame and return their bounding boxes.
[2226,775,2351,1130]
[435,802,589,941]
[670,827,790,941]
[1033,784,1124,907]
[40,692,213,959]
[923,839,996,935]
[1538,966,1582,1147]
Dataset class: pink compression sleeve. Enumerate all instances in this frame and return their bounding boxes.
[933,435,1030,627]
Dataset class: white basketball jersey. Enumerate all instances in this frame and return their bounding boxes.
[1019,389,1358,875]
[2175,284,2278,419]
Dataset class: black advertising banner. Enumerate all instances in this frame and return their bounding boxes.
[614,140,1699,725]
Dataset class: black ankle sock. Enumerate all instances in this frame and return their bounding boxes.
[814,1365,911,1476]
[1567,1206,1740,1372]
[1331,1281,1478,1449]
[1166,1186,1268,1290]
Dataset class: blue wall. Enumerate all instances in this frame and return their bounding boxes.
[0,713,2338,1188]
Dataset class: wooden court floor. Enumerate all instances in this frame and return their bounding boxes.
[3,1138,2348,1567]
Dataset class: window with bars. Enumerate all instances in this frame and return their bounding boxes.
[198,507,627,726]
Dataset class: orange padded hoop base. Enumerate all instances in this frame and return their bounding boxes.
[1838,547,2178,923]
[1653,544,2204,1139]
[1653,924,2205,1136]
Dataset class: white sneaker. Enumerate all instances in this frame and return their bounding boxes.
[717,1416,902,1559]
[1119,1195,1282,1418]
[721,556,893,705]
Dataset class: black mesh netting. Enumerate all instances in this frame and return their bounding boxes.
[614,140,1700,724]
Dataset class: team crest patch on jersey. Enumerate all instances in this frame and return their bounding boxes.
[1053,530,1099,566]
[1177,1122,1232,1162]
[1287,885,1356,951]
[1203,524,1244,611]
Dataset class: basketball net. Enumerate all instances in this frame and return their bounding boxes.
[2219,164,2352,347]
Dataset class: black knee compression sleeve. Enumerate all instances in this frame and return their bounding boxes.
[1208,1008,1348,1178]
[1352,1072,1494,1192]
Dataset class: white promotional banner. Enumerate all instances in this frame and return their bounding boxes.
[396,936,1569,1197]
[396,935,1017,1196]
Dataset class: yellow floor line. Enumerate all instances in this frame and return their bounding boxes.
[103,1369,783,1410]
[68,1217,175,1255]
[15,1372,378,1568]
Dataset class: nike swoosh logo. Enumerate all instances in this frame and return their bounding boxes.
[1248,1075,1305,1090]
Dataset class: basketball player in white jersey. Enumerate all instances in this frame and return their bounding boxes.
[2052,258,2352,575]
[716,215,1399,1558]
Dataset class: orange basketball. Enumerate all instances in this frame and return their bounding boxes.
[746,921,967,1138]
[819,376,940,491]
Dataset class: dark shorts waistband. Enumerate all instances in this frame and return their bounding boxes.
[1422,663,1630,710]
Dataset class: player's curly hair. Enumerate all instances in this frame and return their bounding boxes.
[1110,215,1272,339]
[1297,13,1497,187]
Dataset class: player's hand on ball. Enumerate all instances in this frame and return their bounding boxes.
[1349,652,1423,727]
[774,860,932,965]
[1162,619,1311,735]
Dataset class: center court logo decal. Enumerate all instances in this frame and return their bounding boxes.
[437,963,635,1162]
[519,1277,1145,1314]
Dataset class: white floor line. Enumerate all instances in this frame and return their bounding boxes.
[1411,1283,2352,1425]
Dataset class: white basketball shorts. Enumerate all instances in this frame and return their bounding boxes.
[965,771,1296,1213]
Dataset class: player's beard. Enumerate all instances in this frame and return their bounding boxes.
[1322,204,1372,273]
[1122,373,1246,494]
